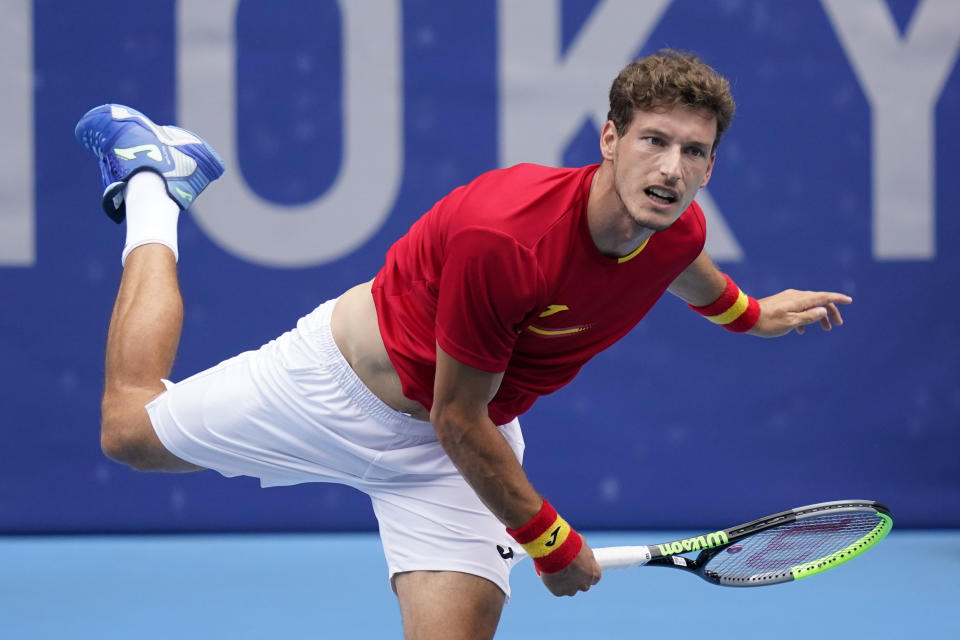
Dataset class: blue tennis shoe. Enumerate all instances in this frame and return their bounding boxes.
[75,104,225,223]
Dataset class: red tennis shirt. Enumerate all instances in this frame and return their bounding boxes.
[372,163,706,425]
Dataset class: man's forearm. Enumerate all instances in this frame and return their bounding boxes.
[431,410,542,529]
[667,249,727,306]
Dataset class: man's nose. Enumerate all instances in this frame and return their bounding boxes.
[659,146,682,183]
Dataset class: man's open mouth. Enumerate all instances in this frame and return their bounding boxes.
[644,186,678,205]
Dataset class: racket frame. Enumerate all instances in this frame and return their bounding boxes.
[594,499,893,587]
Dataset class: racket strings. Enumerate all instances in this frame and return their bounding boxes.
[703,511,883,583]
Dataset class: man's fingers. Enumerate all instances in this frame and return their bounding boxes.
[792,304,844,334]
[760,290,851,337]
[797,291,853,309]
[827,302,844,326]
[788,295,848,334]
[793,306,828,329]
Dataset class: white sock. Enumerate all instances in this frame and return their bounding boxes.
[120,170,181,266]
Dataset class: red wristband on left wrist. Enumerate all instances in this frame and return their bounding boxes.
[689,273,760,332]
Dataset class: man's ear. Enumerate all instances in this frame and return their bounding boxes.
[600,120,619,161]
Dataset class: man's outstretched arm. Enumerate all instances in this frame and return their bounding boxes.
[668,250,852,337]
[431,345,602,596]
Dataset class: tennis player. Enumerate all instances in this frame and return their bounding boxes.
[76,50,850,639]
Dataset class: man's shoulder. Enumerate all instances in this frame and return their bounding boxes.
[470,162,594,188]
[445,163,595,245]
[456,162,596,215]
[678,198,707,236]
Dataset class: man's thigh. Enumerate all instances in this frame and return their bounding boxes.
[144,346,399,486]
[394,570,505,640]
[141,298,427,486]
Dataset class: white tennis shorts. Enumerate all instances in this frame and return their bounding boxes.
[145,299,527,596]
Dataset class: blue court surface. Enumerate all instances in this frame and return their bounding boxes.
[2,530,956,639]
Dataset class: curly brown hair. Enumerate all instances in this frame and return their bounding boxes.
[607,49,735,151]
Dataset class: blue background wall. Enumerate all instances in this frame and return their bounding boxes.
[1,0,957,533]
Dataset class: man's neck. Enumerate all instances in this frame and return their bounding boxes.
[586,162,655,259]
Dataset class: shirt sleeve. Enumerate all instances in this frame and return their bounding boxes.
[435,227,540,372]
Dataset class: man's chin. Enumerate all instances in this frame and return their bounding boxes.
[630,208,680,232]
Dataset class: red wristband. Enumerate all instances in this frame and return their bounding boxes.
[507,500,583,574]
[688,273,760,332]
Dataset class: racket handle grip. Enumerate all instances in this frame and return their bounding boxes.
[592,546,652,570]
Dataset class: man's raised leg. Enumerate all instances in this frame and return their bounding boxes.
[99,173,197,470]
[101,243,197,471]
[75,104,226,472]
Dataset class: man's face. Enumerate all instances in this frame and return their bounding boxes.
[601,105,717,232]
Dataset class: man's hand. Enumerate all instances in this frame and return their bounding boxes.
[749,290,852,337]
[540,536,602,597]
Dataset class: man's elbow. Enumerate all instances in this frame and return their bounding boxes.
[429,402,484,450]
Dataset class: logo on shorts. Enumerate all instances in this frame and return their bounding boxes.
[497,544,515,559]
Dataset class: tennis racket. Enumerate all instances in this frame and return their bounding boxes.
[592,499,891,587]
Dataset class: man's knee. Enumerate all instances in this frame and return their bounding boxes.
[100,423,154,470]
[100,411,159,471]
[100,388,181,471]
